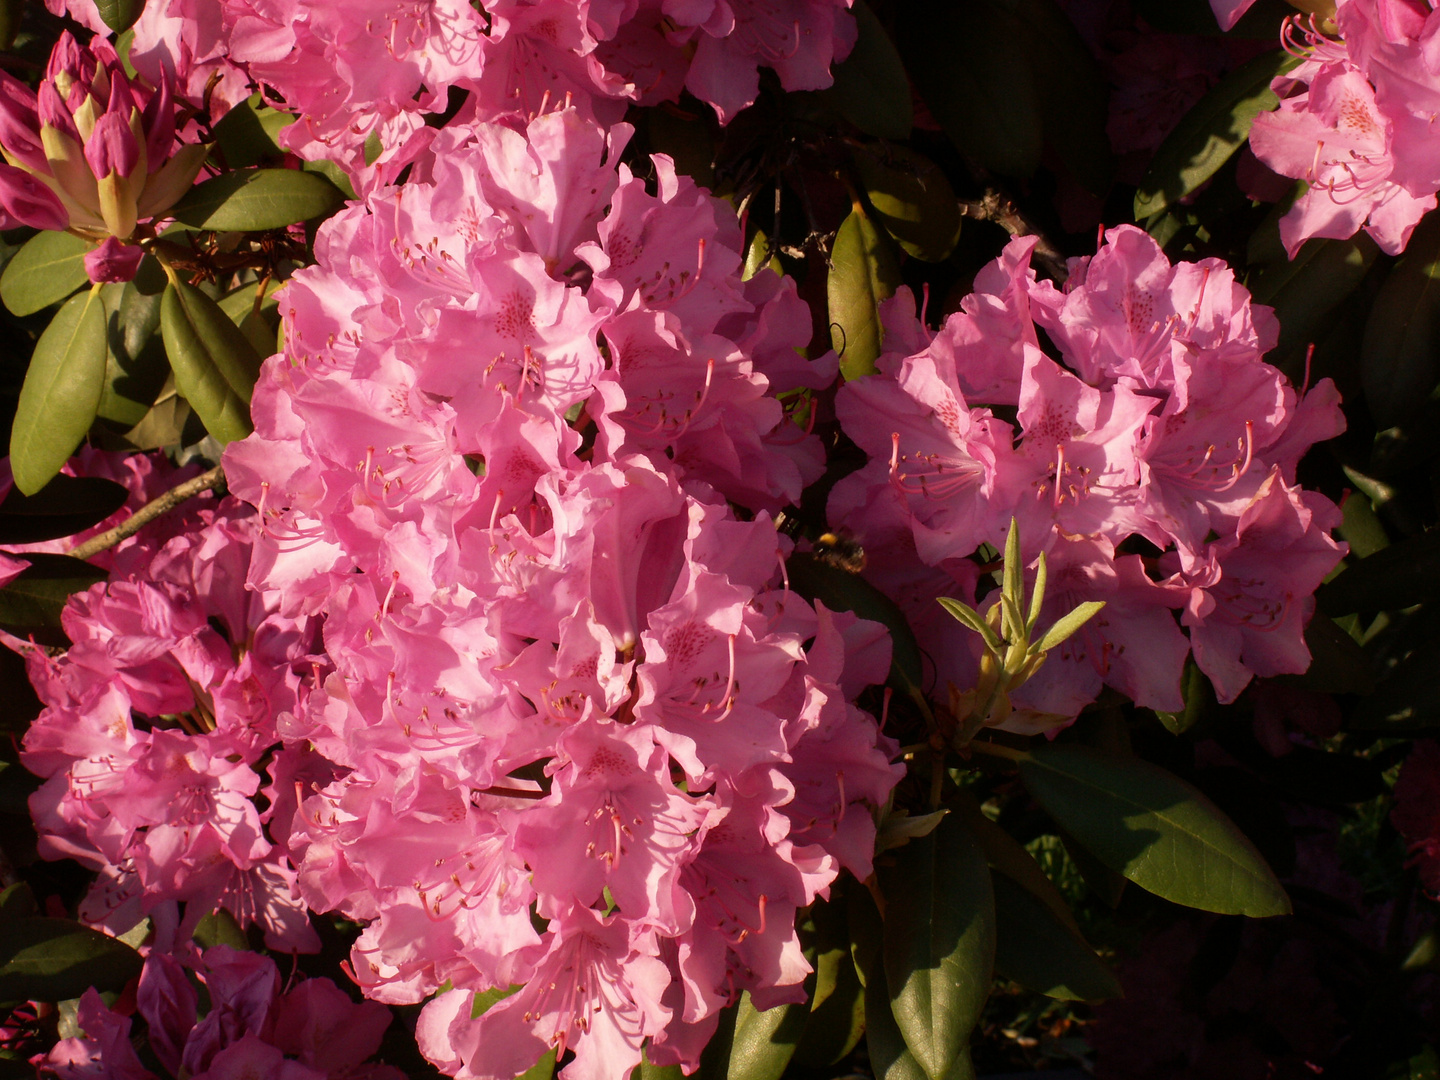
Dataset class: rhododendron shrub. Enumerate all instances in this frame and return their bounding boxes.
[0,0,1428,1077]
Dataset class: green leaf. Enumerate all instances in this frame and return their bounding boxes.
[1347,637,1440,736]
[991,871,1120,1002]
[0,475,128,544]
[823,0,912,139]
[0,553,108,646]
[1362,212,1440,427]
[1273,615,1372,695]
[519,1049,558,1080]
[1019,743,1291,916]
[0,917,143,1004]
[217,279,283,358]
[10,288,108,495]
[193,909,248,951]
[1318,529,1440,615]
[793,890,865,1071]
[895,0,1042,178]
[698,992,809,1080]
[634,1050,685,1080]
[854,147,959,264]
[1156,662,1212,736]
[97,274,170,429]
[850,885,931,1080]
[0,883,36,921]
[160,280,262,445]
[949,795,1080,934]
[1134,49,1299,218]
[786,552,924,702]
[1,231,92,317]
[1249,233,1381,381]
[1034,601,1106,654]
[879,812,995,1080]
[1020,0,1113,195]
[93,0,145,31]
[937,598,1002,654]
[169,168,346,232]
[829,206,901,380]
[212,96,288,170]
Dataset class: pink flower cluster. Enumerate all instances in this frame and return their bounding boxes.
[46,945,402,1080]
[831,225,1346,728]
[1246,0,1440,256]
[53,0,856,189]
[215,103,899,1080]
[10,476,326,955]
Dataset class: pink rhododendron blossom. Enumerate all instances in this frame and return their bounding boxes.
[214,96,897,1079]
[833,226,1345,728]
[1249,2,1440,256]
[10,480,324,953]
[1393,739,1440,896]
[49,947,402,1080]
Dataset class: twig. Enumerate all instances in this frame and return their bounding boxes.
[960,189,1069,284]
[68,466,226,562]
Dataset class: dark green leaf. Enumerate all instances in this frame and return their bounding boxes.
[823,0,912,139]
[949,795,1080,933]
[0,883,36,921]
[1363,212,1440,427]
[193,909,248,951]
[1347,637,1440,736]
[851,885,930,1080]
[829,206,901,380]
[895,0,1042,177]
[1156,662,1212,736]
[0,0,18,50]
[991,871,1120,1001]
[97,274,169,429]
[212,96,288,170]
[217,279,282,359]
[10,288,108,495]
[634,1050,685,1080]
[1134,49,1300,218]
[1249,233,1380,380]
[94,0,145,31]
[169,168,346,232]
[1020,743,1291,916]
[1273,615,1372,695]
[0,917,143,1004]
[879,812,994,1080]
[1339,491,1389,561]
[0,553,108,647]
[786,552,924,702]
[854,147,960,263]
[1318,529,1440,615]
[0,231,92,318]
[160,280,262,445]
[698,992,809,1080]
[1020,0,1113,194]
[794,891,865,1070]
[0,474,128,544]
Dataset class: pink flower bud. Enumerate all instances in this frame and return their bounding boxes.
[0,73,46,174]
[84,234,143,283]
[0,161,68,231]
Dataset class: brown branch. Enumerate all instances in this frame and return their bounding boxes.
[68,466,226,562]
[960,190,1069,284]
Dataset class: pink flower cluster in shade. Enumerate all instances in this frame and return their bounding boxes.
[54,0,856,189]
[1245,0,1440,256]
[8,470,327,956]
[831,225,1346,729]
[45,945,402,1080]
[1393,739,1440,897]
[209,102,899,1080]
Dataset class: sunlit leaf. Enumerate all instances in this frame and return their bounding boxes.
[10,288,108,495]
[828,206,901,380]
[170,168,346,232]
[160,280,262,445]
[1,231,91,318]
[879,812,995,1080]
[1020,743,1291,916]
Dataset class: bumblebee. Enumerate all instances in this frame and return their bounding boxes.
[813,529,867,574]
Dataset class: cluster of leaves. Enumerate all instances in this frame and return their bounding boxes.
[0,0,1433,1077]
